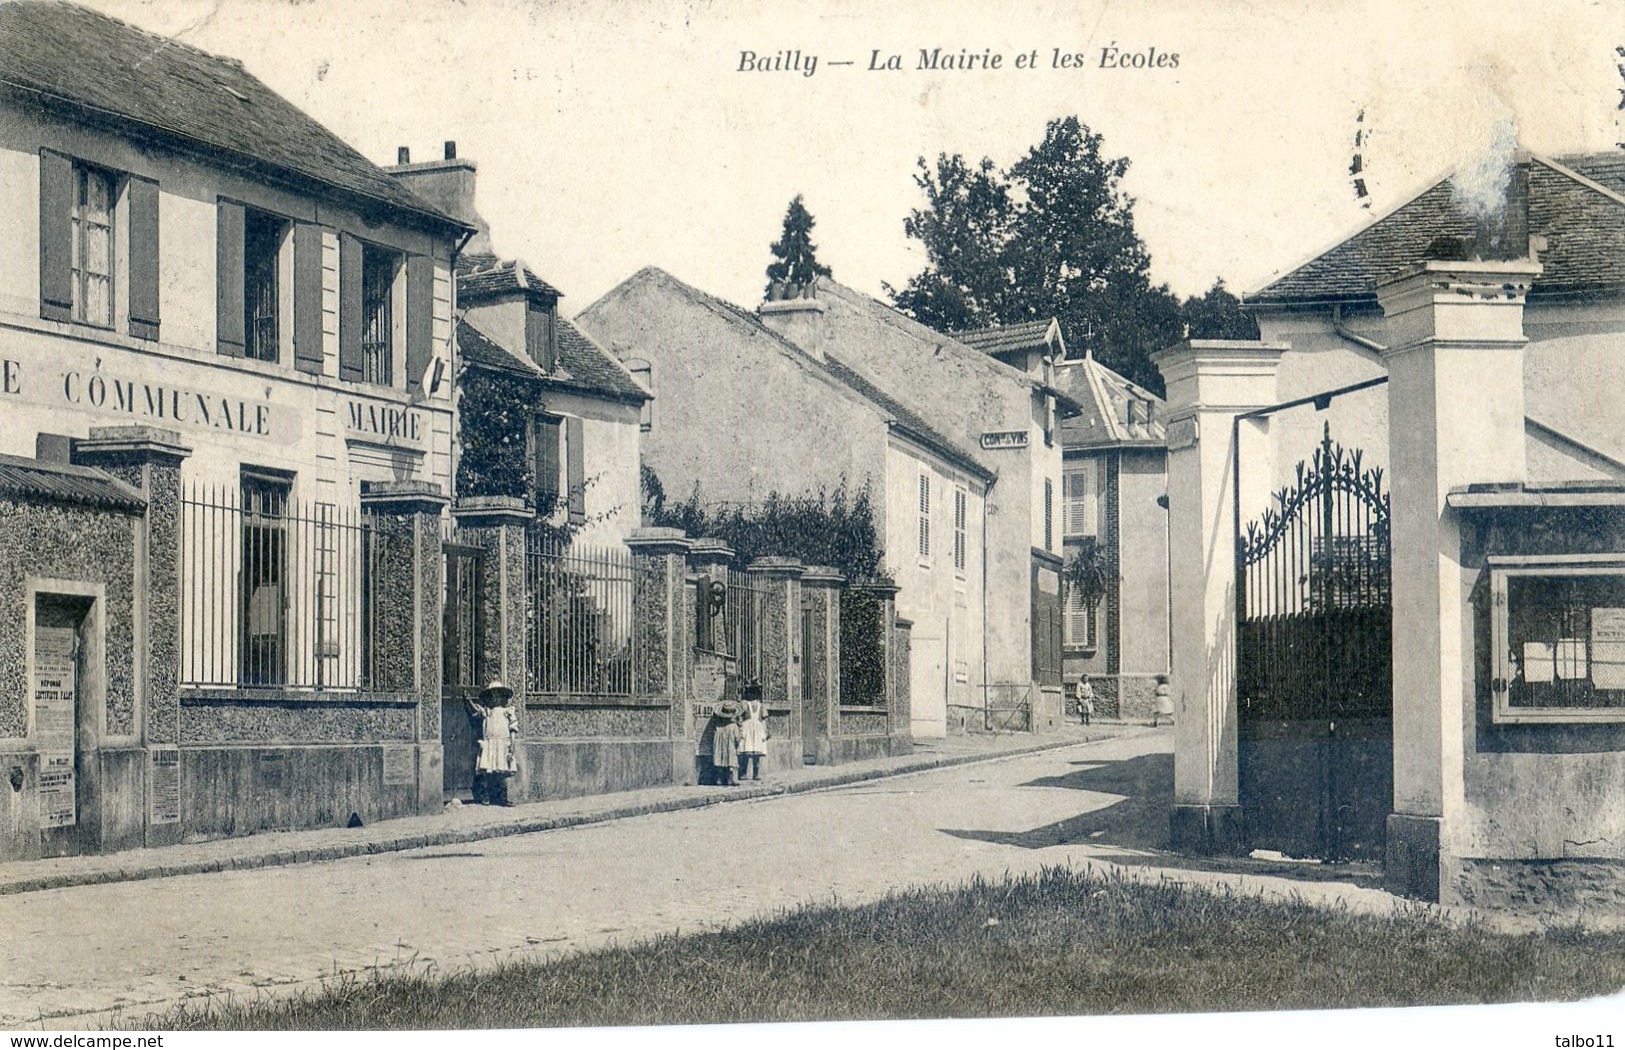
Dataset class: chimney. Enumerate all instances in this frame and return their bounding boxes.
[384,142,491,256]
[397,146,410,165]
[757,281,828,361]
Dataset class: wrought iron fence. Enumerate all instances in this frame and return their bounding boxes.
[726,575,770,686]
[180,483,379,690]
[524,536,640,698]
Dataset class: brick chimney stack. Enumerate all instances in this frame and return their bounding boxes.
[385,142,491,256]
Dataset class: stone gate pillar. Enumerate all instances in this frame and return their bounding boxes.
[361,481,449,814]
[1375,259,1539,900]
[1152,339,1288,854]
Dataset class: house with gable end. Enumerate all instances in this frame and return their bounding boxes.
[576,267,994,740]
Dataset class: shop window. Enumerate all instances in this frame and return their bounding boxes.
[240,472,291,687]
[361,244,400,385]
[242,209,288,362]
[1488,557,1625,723]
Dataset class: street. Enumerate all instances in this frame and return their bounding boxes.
[0,729,1397,1027]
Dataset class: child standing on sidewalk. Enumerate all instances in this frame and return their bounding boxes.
[711,700,742,786]
[738,685,768,781]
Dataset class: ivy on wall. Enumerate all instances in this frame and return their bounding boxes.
[642,465,889,584]
[456,367,537,503]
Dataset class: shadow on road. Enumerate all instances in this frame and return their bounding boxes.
[941,751,1384,889]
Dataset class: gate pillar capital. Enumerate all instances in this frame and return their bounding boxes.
[1153,339,1291,855]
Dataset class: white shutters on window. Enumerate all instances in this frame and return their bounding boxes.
[917,474,930,558]
[1064,462,1099,538]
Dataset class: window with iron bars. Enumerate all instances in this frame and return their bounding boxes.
[180,479,381,691]
[242,209,287,363]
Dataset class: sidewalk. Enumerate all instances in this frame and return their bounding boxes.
[0,722,1143,896]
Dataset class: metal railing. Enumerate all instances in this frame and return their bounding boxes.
[180,484,378,690]
[524,536,639,699]
[726,575,770,686]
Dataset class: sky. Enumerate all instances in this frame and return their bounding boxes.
[79,0,1625,318]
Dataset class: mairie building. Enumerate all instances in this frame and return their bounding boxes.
[0,1,471,858]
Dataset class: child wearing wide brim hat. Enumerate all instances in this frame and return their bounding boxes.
[710,700,743,786]
[468,680,519,805]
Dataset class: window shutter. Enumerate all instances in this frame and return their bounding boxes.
[338,233,364,382]
[215,200,245,356]
[405,254,433,390]
[566,415,586,523]
[127,176,160,340]
[293,224,325,375]
[38,150,73,322]
[535,415,561,505]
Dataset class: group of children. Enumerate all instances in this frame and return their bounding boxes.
[1069,672,1175,727]
[707,690,769,786]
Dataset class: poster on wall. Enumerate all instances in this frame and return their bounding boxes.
[1590,608,1625,690]
[32,626,77,829]
[149,748,181,825]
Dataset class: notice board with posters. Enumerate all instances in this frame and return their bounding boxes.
[32,626,77,828]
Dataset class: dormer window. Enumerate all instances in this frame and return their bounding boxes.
[526,298,557,372]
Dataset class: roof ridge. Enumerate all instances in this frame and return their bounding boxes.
[1532,153,1625,210]
[1246,161,1462,302]
[32,0,232,66]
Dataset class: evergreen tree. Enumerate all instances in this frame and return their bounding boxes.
[764,194,833,297]
[1180,278,1260,340]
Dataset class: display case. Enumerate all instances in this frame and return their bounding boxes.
[1485,554,1625,723]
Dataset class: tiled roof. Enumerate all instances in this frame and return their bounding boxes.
[1248,152,1625,307]
[457,318,650,404]
[1055,356,1166,450]
[0,1,468,235]
[586,268,991,481]
[822,356,994,483]
[0,452,145,511]
[456,256,563,301]
[955,319,1061,357]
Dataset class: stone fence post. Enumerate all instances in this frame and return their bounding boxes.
[73,425,191,848]
[747,557,805,764]
[799,566,845,765]
[684,538,733,783]
[890,615,913,755]
[451,497,530,794]
[361,480,449,813]
[625,527,693,783]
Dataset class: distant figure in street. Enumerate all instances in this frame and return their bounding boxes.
[1152,673,1174,728]
[738,685,769,781]
[1075,675,1096,726]
[468,680,519,805]
[712,699,742,786]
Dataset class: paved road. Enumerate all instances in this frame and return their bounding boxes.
[0,730,1402,1027]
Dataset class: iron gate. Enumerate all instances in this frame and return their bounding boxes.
[442,542,485,801]
[1236,425,1392,861]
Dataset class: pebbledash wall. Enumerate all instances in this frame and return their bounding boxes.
[0,81,467,858]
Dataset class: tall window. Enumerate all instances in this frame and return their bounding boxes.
[917,473,931,559]
[361,244,399,384]
[70,164,115,327]
[953,487,968,574]
[1064,462,1100,538]
[534,415,562,510]
[243,209,287,362]
[240,473,291,687]
[1044,477,1055,552]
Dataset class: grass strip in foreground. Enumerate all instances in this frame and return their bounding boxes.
[140,866,1625,1029]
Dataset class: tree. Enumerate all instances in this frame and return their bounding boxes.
[888,117,1186,393]
[1180,278,1260,340]
[764,194,832,297]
